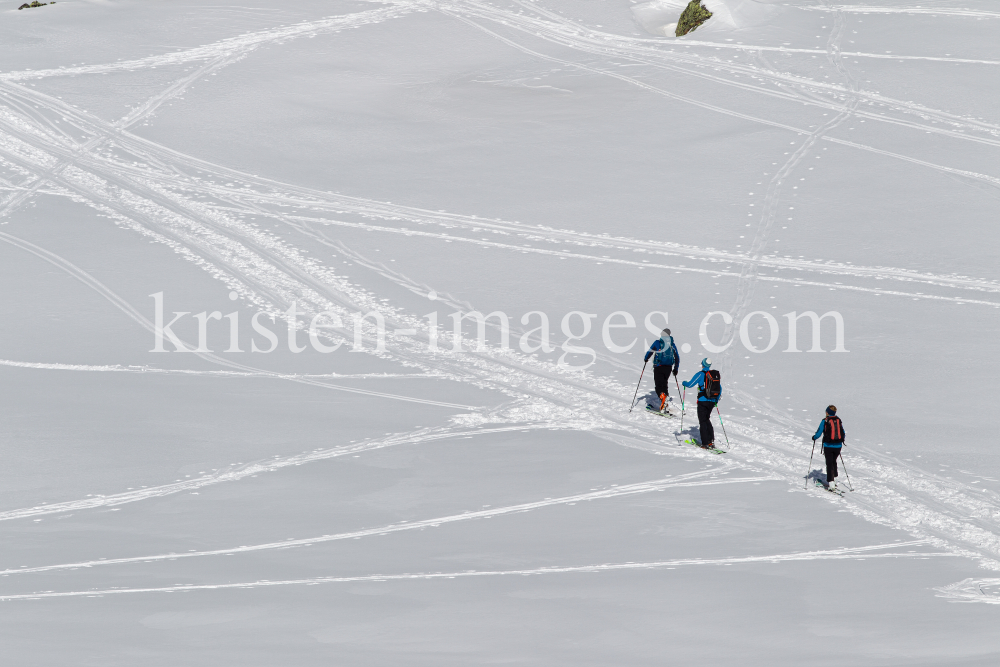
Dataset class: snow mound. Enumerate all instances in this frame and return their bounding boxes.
[631,0,778,37]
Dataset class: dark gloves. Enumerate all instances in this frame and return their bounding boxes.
[644,352,652,362]
[672,366,678,376]
[812,436,817,442]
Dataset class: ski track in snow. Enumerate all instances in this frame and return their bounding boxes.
[0,543,956,602]
[0,357,448,379]
[0,3,417,83]
[121,189,1000,305]
[937,577,1000,604]
[0,422,608,523]
[1,0,999,601]
[0,469,779,577]
[798,6,1000,20]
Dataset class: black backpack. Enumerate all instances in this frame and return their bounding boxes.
[703,370,721,400]
[824,416,845,443]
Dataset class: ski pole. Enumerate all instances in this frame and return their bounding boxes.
[680,388,687,431]
[715,405,731,449]
[628,361,648,413]
[838,451,854,491]
[805,439,817,488]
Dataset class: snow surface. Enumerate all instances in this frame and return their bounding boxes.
[1,0,1000,663]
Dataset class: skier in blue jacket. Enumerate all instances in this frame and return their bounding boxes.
[643,328,680,411]
[812,405,845,489]
[682,358,721,448]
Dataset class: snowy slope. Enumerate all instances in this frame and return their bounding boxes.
[1,0,1000,664]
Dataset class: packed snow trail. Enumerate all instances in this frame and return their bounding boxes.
[0,543,956,602]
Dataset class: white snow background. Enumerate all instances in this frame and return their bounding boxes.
[1,0,999,664]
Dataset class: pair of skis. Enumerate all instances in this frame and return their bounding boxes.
[645,403,677,418]
[814,480,845,496]
[684,439,726,455]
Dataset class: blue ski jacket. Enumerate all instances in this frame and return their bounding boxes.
[813,418,845,449]
[644,336,679,368]
[683,370,721,403]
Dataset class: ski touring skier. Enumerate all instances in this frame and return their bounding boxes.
[643,328,680,412]
[682,358,722,448]
[812,405,846,490]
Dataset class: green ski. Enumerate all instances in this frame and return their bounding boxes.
[684,438,725,454]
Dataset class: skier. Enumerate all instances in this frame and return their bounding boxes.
[682,358,721,448]
[643,328,680,412]
[812,405,845,489]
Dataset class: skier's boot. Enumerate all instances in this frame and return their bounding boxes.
[659,393,667,413]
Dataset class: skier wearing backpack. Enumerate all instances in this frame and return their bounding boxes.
[682,358,721,448]
[643,328,680,412]
[812,405,845,489]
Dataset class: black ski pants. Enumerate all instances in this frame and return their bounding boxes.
[697,401,716,446]
[653,364,674,398]
[823,446,840,482]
